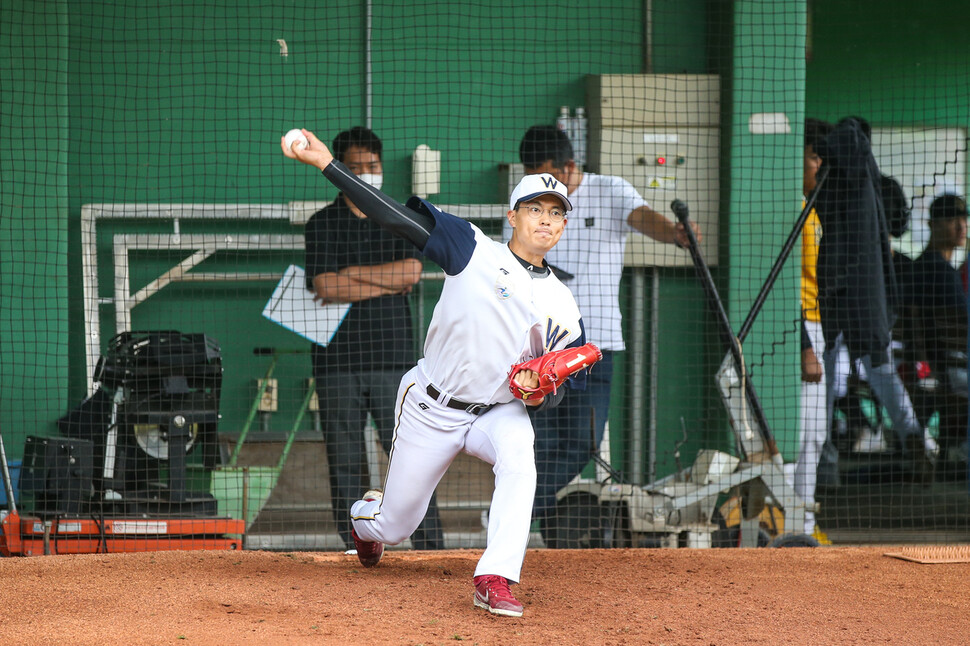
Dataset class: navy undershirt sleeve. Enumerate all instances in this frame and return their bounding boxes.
[406,197,477,275]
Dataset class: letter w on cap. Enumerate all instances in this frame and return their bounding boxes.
[542,176,558,189]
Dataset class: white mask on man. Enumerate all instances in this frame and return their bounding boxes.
[358,173,383,191]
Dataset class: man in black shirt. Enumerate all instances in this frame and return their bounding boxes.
[907,194,968,465]
[304,126,443,550]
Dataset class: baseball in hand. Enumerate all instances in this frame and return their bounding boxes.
[284,128,309,152]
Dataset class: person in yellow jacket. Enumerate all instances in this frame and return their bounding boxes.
[793,119,834,545]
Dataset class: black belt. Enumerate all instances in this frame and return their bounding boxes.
[426,384,493,416]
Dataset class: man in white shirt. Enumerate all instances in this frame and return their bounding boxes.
[505,125,699,546]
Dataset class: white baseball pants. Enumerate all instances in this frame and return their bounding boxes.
[795,320,826,534]
[351,365,537,583]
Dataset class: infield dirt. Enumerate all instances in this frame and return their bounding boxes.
[1,546,968,645]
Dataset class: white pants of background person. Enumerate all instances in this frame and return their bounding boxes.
[795,320,827,535]
[350,364,536,584]
[825,338,888,452]
[823,332,923,454]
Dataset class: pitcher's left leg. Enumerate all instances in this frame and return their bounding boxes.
[464,402,536,584]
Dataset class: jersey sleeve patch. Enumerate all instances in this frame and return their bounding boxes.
[406,196,476,275]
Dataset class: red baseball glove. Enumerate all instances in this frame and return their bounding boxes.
[508,342,603,401]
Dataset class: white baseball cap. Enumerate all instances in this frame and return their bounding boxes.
[509,173,572,212]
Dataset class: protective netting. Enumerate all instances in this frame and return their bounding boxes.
[1,1,968,556]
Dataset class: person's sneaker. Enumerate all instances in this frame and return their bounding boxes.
[852,427,888,453]
[924,431,941,460]
[473,575,524,617]
[351,489,384,568]
[811,526,833,546]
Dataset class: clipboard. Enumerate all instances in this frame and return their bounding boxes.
[262,265,350,346]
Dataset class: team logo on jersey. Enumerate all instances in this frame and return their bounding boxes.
[544,318,569,350]
[494,269,514,300]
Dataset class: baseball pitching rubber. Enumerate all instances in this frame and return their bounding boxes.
[284,128,309,152]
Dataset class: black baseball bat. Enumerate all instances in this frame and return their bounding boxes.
[671,199,780,460]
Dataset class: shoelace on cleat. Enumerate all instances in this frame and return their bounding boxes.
[481,576,514,601]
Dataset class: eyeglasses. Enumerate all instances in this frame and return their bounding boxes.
[517,204,566,222]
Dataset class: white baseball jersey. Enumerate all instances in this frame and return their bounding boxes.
[503,172,649,351]
[417,199,586,404]
[351,198,586,583]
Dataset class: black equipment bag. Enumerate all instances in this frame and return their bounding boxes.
[94,331,222,392]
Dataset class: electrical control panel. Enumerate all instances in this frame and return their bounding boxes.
[587,74,720,267]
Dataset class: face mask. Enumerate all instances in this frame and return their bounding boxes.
[359,173,383,191]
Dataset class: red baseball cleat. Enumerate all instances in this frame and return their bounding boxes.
[473,575,524,617]
[351,489,384,568]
